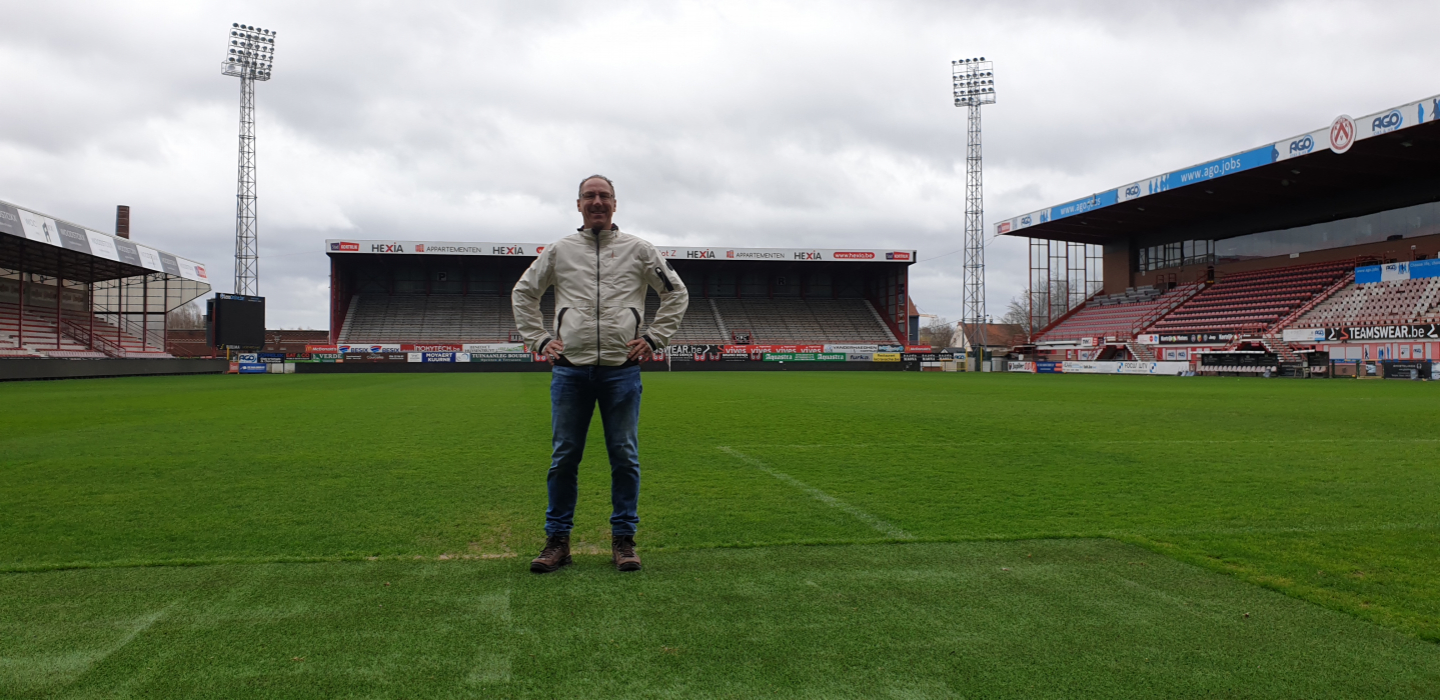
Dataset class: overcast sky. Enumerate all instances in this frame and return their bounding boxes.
[2,1,1436,328]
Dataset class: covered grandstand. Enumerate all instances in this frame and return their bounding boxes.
[326,241,916,349]
[997,92,1440,367]
[0,200,211,360]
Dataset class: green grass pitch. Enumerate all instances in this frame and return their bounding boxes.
[2,371,1438,697]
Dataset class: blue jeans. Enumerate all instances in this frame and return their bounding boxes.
[546,364,643,536]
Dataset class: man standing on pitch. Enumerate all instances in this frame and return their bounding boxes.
[513,174,688,573]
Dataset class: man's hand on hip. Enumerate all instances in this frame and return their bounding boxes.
[625,338,652,362]
[542,339,565,361]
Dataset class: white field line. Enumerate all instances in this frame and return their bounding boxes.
[717,446,913,540]
[726,438,1440,449]
[1118,521,1439,537]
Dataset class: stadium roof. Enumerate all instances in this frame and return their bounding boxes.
[0,199,211,284]
[326,239,918,264]
[997,93,1440,245]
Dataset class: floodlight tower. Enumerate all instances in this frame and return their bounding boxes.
[220,22,277,296]
[951,58,995,366]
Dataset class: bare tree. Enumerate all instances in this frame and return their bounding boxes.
[167,301,205,330]
[919,316,955,348]
[1000,295,1029,334]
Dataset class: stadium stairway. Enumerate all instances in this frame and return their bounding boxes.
[1124,340,1156,362]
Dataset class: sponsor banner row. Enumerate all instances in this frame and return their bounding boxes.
[762,353,846,362]
[1071,361,1190,375]
[994,93,1440,236]
[1355,259,1440,284]
[719,344,918,354]
[325,343,528,354]
[289,348,931,364]
[1014,361,1191,375]
[322,342,931,356]
[404,352,542,363]
[326,239,916,263]
[0,201,209,282]
[1139,332,1235,345]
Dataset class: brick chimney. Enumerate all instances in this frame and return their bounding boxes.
[115,205,131,239]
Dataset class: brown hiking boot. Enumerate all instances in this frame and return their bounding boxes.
[612,534,642,572]
[530,534,571,573]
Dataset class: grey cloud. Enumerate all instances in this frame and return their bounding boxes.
[1,0,1436,329]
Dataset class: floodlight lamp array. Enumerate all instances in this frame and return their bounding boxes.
[951,58,996,106]
[223,22,278,80]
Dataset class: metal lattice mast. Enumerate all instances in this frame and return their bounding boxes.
[234,76,258,295]
[221,22,277,296]
[952,57,995,360]
[964,102,985,353]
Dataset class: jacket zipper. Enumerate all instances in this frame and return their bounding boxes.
[629,307,641,339]
[595,232,602,361]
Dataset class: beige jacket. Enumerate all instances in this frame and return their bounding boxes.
[513,226,689,366]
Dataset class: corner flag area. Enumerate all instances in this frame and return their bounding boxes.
[3,373,1439,696]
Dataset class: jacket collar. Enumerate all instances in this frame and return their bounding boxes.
[577,223,620,241]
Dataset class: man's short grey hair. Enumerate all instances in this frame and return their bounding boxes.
[578,174,616,198]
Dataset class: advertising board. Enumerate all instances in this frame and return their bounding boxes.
[469,353,535,362]
[1117,361,1190,375]
[338,343,403,354]
[872,353,902,362]
[1381,361,1432,379]
[1324,324,1440,341]
[1157,332,1233,344]
[1355,259,1440,284]
[724,344,825,354]
[1061,361,1191,375]
[1282,328,1326,342]
[825,344,879,353]
[463,343,527,353]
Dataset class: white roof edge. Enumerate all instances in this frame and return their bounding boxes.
[324,239,918,263]
[995,92,1440,236]
[0,199,211,283]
